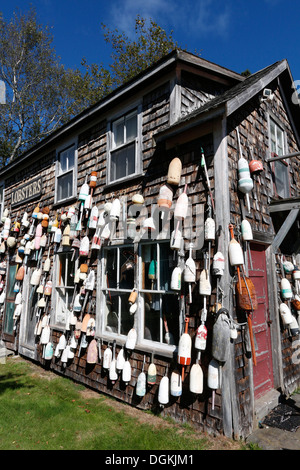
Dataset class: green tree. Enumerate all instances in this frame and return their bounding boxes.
[0,8,77,163]
[101,15,178,88]
[0,11,180,165]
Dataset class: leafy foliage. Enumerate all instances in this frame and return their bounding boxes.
[0,10,179,165]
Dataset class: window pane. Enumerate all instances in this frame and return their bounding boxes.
[126,113,137,141]
[4,302,14,335]
[141,244,157,290]
[119,247,135,290]
[57,171,73,201]
[59,145,75,173]
[105,291,134,335]
[275,161,289,198]
[110,142,135,181]
[113,119,124,147]
[58,253,75,288]
[105,248,118,289]
[143,293,179,344]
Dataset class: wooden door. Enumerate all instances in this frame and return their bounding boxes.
[248,243,274,399]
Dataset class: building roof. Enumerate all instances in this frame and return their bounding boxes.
[155,59,297,143]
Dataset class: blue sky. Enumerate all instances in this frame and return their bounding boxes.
[0,0,299,85]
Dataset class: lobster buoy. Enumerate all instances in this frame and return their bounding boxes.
[109,345,118,384]
[170,370,182,397]
[148,260,157,289]
[167,158,182,186]
[158,184,173,210]
[44,342,54,361]
[204,217,215,241]
[110,199,121,221]
[199,269,211,296]
[171,266,181,291]
[212,252,225,276]
[281,278,293,300]
[238,157,254,194]
[62,224,70,247]
[212,309,231,363]
[189,363,203,395]
[279,303,294,325]
[229,238,244,267]
[195,323,207,351]
[236,276,258,311]
[170,229,183,250]
[147,360,157,385]
[249,159,263,175]
[79,180,89,202]
[87,339,98,364]
[174,187,188,223]
[132,194,144,205]
[103,345,112,369]
[184,245,196,303]
[89,205,98,230]
[136,358,146,397]
[178,318,191,367]
[89,171,97,188]
[116,348,125,371]
[122,360,132,384]
[208,358,220,410]
[126,328,137,350]
[241,220,253,241]
[293,266,300,281]
[79,236,89,257]
[158,375,169,406]
[128,289,138,305]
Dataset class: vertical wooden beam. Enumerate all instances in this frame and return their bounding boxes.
[213,116,241,439]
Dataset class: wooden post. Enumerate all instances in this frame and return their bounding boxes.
[213,116,241,439]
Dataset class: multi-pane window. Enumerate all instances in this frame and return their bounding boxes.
[101,245,135,336]
[54,251,76,326]
[270,119,289,198]
[109,110,138,183]
[3,264,17,337]
[56,144,76,202]
[139,242,179,347]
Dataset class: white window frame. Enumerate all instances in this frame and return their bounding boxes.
[137,240,178,355]
[51,249,77,328]
[269,116,290,198]
[99,244,136,341]
[107,103,142,185]
[55,139,77,204]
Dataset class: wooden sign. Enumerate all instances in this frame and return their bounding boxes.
[11,176,42,207]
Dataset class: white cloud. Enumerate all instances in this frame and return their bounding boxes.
[109,0,230,39]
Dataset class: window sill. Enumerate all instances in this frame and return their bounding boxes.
[104,172,145,192]
[96,333,177,359]
[53,195,77,209]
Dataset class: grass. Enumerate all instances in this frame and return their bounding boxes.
[0,356,247,450]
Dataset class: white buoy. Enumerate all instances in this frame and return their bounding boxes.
[195,323,207,351]
[189,363,203,395]
[281,278,293,300]
[170,370,182,397]
[110,199,121,221]
[158,375,169,406]
[136,356,146,397]
[125,328,137,350]
[89,205,99,230]
[184,243,196,303]
[212,252,225,276]
[229,238,244,267]
[122,360,132,384]
[116,348,125,371]
[171,266,181,291]
[199,269,211,296]
[167,157,182,186]
[208,358,220,410]
[103,345,112,369]
[279,303,294,325]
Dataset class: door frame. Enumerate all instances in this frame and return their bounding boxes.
[18,267,38,360]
